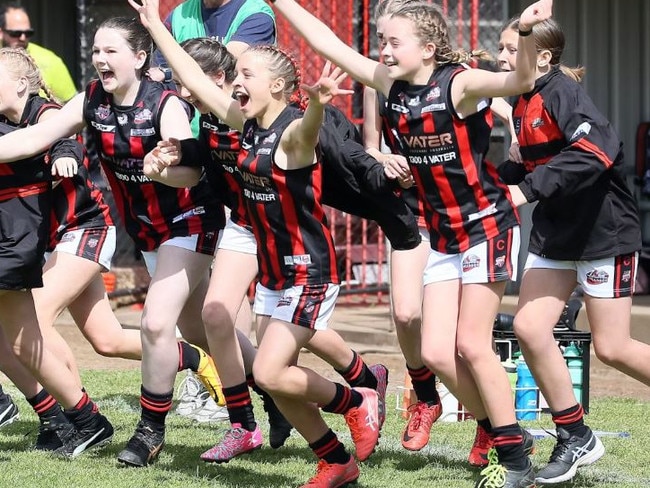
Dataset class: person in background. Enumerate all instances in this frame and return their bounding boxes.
[0,3,77,102]
[150,0,276,83]
[499,16,647,485]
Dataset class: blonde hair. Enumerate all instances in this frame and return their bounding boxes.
[391,3,492,65]
[245,45,303,104]
[0,47,56,101]
[503,16,585,82]
[375,0,426,22]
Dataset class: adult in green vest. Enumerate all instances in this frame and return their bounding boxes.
[150,0,276,135]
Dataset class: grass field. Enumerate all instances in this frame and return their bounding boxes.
[0,369,648,488]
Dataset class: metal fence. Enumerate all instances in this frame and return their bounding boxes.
[76,0,507,303]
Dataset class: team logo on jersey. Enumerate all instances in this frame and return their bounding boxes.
[462,255,481,272]
[531,117,544,129]
[426,87,441,101]
[134,108,153,124]
[96,104,111,120]
[263,133,277,145]
[467,203,497,223]
[90,121,115,132]
[257,148,272,155]
[131,128,156,137]
[117,114,128,125]
[407,96,420,106]
[87,238,99,249]
[586,269,609,285]
[391,103,409,114]
[495,255,506,268]
[284,254,312,266]
[421,103,446,113]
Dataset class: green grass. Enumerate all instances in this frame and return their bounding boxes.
[1,370,649,488]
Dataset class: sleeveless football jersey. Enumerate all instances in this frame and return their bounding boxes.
[238,105,338,289]
[383,64,519,252]
[84,79,224,251]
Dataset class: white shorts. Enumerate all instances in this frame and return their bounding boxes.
[423,226,520,285]
[253,282,340,330]
[141,233,218,277]
[524,252,638,298]
[45,226,116,271]
[217,219,257,254]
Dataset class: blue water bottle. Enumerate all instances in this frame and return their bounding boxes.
[515,355,538,420]
[564,342,583,403]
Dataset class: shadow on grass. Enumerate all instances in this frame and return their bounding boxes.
[0,418,41,454]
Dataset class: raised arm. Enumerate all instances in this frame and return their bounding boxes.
[128,0,245,131]
[279,62,353,170]
[271,0,392,96]
[0,93,86,163]
[453,0,553,101]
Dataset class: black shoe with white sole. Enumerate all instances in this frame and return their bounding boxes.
[55,412,114,458]
[535,426,605,484]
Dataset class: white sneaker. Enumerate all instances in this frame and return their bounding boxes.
[176,372,229,423]
[176,372,203,417]
[192,393,230,423]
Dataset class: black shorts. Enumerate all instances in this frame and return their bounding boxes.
[0,193,50,290]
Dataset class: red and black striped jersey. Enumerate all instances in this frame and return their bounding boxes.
[0,96,51,198]
[17,96,113,249]
[238,105,338,290]
[377,91,425,225]
[49,162,114,249]
[384,64,519,253]
[0,120,50,289]
[507,66,640,260]
[198,112,248,227]
[83,79,224,251]
[0,120,50,202]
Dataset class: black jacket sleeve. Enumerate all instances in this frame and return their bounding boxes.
[518,83,622,203]
[49,138,85,165]
[497,160,528,185]
[179,138,212,168]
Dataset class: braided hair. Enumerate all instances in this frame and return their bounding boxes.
[0,47,56,102]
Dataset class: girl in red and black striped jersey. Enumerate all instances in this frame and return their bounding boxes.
[134,3,383,481]
[362,0,443,454]
[498,18,645,484]
[273,0,553,486]
[362,0,522,464]
[0,97,114,456]
[0,19,225,466]
[158,38,388,457]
